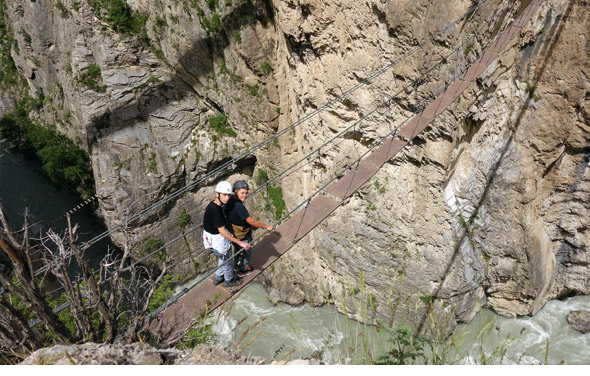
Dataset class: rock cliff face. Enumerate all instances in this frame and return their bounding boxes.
[18,342,321,364]
[19,343,265,364]
[2,0,588,331]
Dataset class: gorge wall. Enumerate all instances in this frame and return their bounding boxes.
[1,0,588,332]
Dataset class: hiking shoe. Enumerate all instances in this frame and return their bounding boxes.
[237,266,253,278]
[212,277,224,286]
[224,278,243,287]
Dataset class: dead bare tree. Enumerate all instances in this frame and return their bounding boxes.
[0,205,75,348]
[0,201,172,361]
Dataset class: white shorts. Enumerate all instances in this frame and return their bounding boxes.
[203,230,230,255]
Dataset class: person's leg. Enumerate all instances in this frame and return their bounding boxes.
[219,250,234,281]
[240,233,253,272]
[211,248,232,283]
[232,241,242,271]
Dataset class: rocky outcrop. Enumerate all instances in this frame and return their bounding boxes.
[567,310,590,334]
[19,343,264,365]
[264,0,590,329]
[2,0,588,334]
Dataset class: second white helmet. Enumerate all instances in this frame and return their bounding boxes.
[215,181,232,194]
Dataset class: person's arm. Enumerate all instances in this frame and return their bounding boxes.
[218,226,251,249]
[245,216,273,232]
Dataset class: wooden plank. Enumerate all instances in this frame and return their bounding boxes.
[435,91,460,115]
[326,158,382,199]
[274,195,341,243]
[505,25,521,40]
[326,139,407,199]
[515,2,540,27]
[396,112,435,139]
[462,61,481,82]
[375,139,408,163]
[445,80,471,98]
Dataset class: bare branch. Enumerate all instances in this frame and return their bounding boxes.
[67,214,115,342]
[0,202,21,251]
[23,209,34,280]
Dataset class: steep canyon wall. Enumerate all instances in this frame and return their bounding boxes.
[1,0,588,330]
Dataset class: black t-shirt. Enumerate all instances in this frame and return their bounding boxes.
[224,196,250,228]
[203,201,226,234]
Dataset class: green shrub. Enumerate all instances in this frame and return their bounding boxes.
[206,0,219,10]
[150,44,165,60]
[153,15,167,33]
[208,114,237,137]
[147,274,177,313]
[32,87,45,109]
[245,83,259,96]
[88,0,147,35]
[419,295,437,305]
[242,15,255,26]
[81,65,106,93]
[148,151,157,171]
[178,324,212,348]
[179,212,191,228]
[219,58,228,75]
[256,168,269,186]
[142,237,167,262]
[55,1,69,18]
[20,29,31,45]
[201,12,222,34]
[376,326,428,365]
[261,60,271,75]
[0,1,20,89]
[464,43,473,57]
[268,184,285,220]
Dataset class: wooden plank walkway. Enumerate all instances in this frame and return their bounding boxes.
[148,0,545,341]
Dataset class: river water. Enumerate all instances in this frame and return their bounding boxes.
[2,138,589,365]
[210,284,590,364]
[0,139,112,271]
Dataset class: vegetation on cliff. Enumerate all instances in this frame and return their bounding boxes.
[0,0,22,89]
[88,0,147,35]
[0,98,95,199]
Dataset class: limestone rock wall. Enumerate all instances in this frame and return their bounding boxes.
[19,342,265,364]
[265,0,589,329]
[2,0,588,331]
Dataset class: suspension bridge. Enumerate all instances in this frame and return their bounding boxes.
[144,0,546,341]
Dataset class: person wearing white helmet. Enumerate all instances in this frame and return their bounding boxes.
[224,180,274,277]
[203,181,251,287]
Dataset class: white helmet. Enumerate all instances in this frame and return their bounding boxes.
[215,181,232,194]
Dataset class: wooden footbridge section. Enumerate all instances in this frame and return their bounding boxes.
[148,0,545,341]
